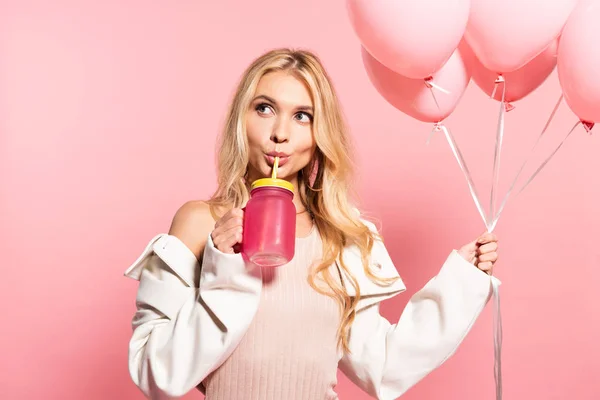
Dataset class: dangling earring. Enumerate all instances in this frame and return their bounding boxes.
[304,158,323,192]
[297,169,314,219]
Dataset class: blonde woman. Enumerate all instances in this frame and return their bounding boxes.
[124,49,500,400]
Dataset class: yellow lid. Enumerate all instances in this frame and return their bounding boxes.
[250,178,294,192]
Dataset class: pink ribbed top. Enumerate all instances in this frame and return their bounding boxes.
[202,225,342,399]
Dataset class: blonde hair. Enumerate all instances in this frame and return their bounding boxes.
[207,48,398,353]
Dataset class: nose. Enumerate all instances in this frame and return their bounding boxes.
[270,118,290,144]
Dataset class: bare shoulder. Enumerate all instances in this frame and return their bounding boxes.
[168,200,217,260]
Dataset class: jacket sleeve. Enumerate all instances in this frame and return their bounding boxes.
[123,233,262,399]
[338,248,501,400]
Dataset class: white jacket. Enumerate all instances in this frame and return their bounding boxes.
[124,220,500,399]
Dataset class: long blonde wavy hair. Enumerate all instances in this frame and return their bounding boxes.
[207,48,398,353]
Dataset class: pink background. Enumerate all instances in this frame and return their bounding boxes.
[2,1,599,399]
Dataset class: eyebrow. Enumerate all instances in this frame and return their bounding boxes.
[253,94,313,112]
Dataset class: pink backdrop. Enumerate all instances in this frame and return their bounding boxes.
[2,1,599,399]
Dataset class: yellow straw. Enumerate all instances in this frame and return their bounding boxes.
[271,156,279,179]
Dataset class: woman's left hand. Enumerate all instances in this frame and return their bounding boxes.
[458,232,499,275]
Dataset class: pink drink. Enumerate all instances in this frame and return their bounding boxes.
[242,178,296,267]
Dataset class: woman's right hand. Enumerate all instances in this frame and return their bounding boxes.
[210,208,244,254]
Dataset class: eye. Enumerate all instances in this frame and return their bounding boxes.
[256,103,274,115]
[295,112,313,123]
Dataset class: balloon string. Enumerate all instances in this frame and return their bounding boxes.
[424,80,448,144]
[438,123,491,229]
[424,77,451,94]
[488,110,589,400]
[488,76,506,400]
[491,95,563,227]
[515,120,581,196]
[492,278,503,400]
[426,125,436,146]
[426,87,490,229]
[488,76,506,231]
[427,86,502,400]
[490,77,500,99]
[425,87,493,232]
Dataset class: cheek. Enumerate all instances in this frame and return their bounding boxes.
[246,115,273,150]
[245,115,261,145]
[294,127,316,154]
[291,129,316,169]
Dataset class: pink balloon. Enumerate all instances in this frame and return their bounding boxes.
[347,0,470,79]
[462,40,558,103]
[465,0,577,73]
[361,46,471,123]
[558,0,600,123]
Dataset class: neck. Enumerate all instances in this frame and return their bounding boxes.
[287,174,308,215]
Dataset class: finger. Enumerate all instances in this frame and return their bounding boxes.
[215,224,243,243]
[216,226,243,253]
[465,240,479,253]
[226,229,244,253]
[223,224,243,242]
[215,209,234,228]
[460,240,478,256]
[477,232,498,244]
[478,251,498,263]
[214,208,244,228]
[212,224,241,248]
[477,241,498,255]
[229,207,244,219]
[213,210,229,228]
[477,261,494,272]
[215,235,236,254]
[219,214,244,233]
[213,213,244,238]
[458,248,476,266]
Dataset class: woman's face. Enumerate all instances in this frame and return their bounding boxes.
[245,71,316,184]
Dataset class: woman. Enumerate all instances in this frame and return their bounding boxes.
[124,48,500,400]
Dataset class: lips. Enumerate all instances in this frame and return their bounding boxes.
[266,151,289,158]
[265,154,290,166]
